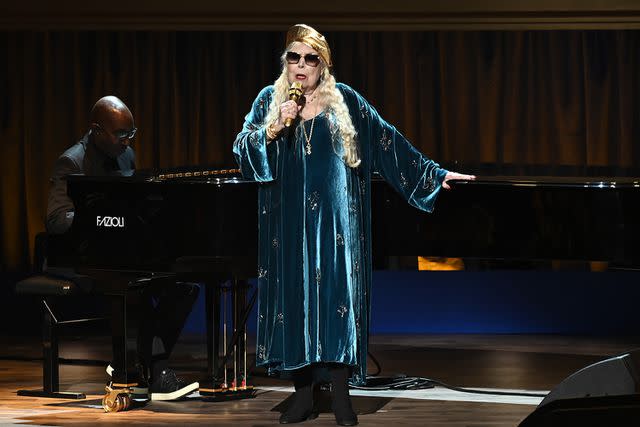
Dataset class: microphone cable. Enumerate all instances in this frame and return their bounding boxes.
[350,375,547,398]
[356,351,547,398]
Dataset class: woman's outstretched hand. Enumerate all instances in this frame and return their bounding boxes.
[442,171,476,190]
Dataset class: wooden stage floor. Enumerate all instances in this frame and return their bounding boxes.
[1,334,638,426]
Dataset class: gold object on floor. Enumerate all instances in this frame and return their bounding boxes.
[102,384,132,412]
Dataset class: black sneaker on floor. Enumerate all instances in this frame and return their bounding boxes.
[150,369,199,401]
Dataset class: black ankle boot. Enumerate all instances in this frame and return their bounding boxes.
[329,365,358,426]
[279,367,317,424]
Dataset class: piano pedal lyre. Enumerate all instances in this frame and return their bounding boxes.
[200,283,256,402]
[102,384,133,412]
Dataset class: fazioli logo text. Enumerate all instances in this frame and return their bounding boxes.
[96,216,125,228]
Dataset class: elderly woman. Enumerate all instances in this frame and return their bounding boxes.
[233,24,474,425]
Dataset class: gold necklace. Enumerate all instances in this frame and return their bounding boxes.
[302,114,316,155]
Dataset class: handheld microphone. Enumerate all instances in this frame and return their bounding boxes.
[284,82,303,127]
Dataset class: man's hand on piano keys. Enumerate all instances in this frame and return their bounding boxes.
[442,171,476,190]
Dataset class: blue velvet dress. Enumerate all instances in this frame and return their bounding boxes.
[233,83,448,385]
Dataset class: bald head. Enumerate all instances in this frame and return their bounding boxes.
[89,96,135,158]
[90,95,133,127]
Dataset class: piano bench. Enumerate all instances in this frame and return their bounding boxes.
[14,273,100,400]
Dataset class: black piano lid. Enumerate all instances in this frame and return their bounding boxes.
[448,176,640,189]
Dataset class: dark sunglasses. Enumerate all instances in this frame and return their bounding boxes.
[96,123,137,141]
[285,51,321,67]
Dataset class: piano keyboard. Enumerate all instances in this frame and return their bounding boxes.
[156,169,241,180]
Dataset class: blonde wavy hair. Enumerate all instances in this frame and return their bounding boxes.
[264,48,361,168]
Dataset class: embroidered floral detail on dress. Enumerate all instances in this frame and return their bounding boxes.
[354,260,360,273]
[276,313,284,324]
[257,345,266,360]
[328,114,338,139]
[315,267,321,284]
[359,178,366,196]
[259,314,265,322]
[360,104,369,119]
[318,342,322,356]
[258,267,267,279]
[400,172,408,188]
[336,233,344,246]
[423,176,436,192]
[349,202,358,213]
[261,205,267,215]
[337,305,348,318]
[307,191,320,211]
[249,133,261,147]
[272,237,279,248]
[380,128,392,151]
[411,159,418,168]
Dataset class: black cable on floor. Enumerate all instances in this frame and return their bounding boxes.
[349,376,546,397]
[426,378,547,397]
[352,375,546,397]
[360,351,548,398]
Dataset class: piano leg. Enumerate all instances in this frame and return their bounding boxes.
[228,279,255,397]
[109,292,141,386]
[205,280,222,385]
[233,279,248,389]
[199,275,228,395]
[103,291,141,412]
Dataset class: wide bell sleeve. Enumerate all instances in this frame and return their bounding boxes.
[233,86,278,182]
[346,85,448,213]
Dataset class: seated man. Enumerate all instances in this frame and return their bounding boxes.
[46,95,199,401]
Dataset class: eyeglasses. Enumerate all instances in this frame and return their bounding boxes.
[285,51,321,67]
[95,123,137,141]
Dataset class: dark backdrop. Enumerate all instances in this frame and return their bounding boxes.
[1,30,639,270]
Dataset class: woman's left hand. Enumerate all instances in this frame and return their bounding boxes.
[442,171,476,190]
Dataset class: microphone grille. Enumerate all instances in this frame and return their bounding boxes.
[288,82,303,101]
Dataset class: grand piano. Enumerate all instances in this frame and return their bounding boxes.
[49,172,640,271]
[44,170,640,393]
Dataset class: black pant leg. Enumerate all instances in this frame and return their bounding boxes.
[147,282,200,376]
